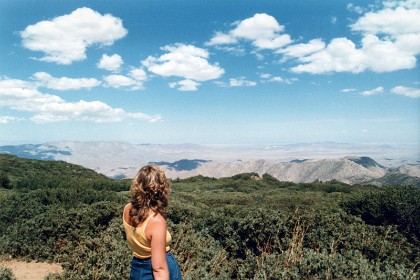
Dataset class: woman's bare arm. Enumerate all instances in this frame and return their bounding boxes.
[147,214,169,280]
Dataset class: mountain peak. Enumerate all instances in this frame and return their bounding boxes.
[345,156,384,169]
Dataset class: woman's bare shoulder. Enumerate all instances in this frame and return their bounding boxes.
[150,213,166,223]
[145,213,166,240]
[124,203,132,213]
[123,203,132,224]
[147,213,167,232]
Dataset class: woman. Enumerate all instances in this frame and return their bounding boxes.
[123,165,182,280]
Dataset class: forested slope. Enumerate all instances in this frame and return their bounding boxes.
[0,156,418,279]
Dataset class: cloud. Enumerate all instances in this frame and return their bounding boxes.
[206,31,238,45]
[103,74,143,90]
[341,88,357,92]
[206,13,292,50]
[351,6,420,35]
[229,77,257,87]
[32,72,101,90]
[347,3,366,14]
[290,34,418,74]
[129,68,148,81]
[291,38,365,74]
[214,45,246,56]
[0,78,161,123]
[20,7,127,64]
[259,73,272,79]
[260,73,298,84]
[279,39,325,58]
[383,0,420,9]
[142,43,224,82]
[97,54,124,71]
[361,86,384,96]
[214,77,256,87]
[0,116,24,124]
[269,77,298,84]
[391,86,420,98]
[169,79,200,91]
[289,3,420,74]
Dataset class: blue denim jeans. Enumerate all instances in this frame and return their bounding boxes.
[130,252,182,280]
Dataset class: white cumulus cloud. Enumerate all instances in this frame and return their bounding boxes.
[291,38,366,74]
[391,86,420,98]
[0,78,161,123]
[97,54,124,71]
[32,72,101,90]
[129,68,148,81]
[169,79,200,91]
[351,6,420,36]
[290,2,420,74]
[20,7,127,64]
[361,86,384,96]
[279,39,325,58]
[142,43,224,82]
[206,13,292,50]
[103,74,143,90]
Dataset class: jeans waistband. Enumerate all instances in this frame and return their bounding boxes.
[133,256,151,262]
[133,251,172,262]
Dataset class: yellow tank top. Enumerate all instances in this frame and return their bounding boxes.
[123,211,172,259]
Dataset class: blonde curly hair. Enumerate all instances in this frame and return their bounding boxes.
[129,165,170,227]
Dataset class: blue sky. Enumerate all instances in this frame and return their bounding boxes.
[0,0,419,146]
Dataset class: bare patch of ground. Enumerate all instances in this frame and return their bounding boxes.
[1,260,63,280]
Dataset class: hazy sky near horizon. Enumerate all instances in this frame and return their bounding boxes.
[0,0,419,146]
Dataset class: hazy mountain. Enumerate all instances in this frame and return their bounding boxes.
[0,141,419,186]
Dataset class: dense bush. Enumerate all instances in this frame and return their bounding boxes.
[0,266,16,280]
[342,186,420,244]
[0,156,419,279]
[0,154,129,191]
[0,187,125,261]
[0,171,11,189]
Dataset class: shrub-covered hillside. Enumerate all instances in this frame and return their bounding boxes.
[0,156,418,279]
[0,154,128,191]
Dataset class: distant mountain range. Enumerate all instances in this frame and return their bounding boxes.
[0,141,419,186]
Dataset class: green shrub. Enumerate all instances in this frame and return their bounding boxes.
[0,266,16,280]
[58,218,131,280]
[1,157,418,279]
[169,221,232,279]
[342,186,420,244]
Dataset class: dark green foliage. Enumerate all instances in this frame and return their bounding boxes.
[231,172,260,180]
[56,218,131,280]
[0,190,124,261]
[169,221,232,279]
[0,154,106,182]
[367,172,420,187]
[0,157,418,279]
[0,154,129,191]
[0,171,11,189]
[0,266,16,280]
[342,186,420,244]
